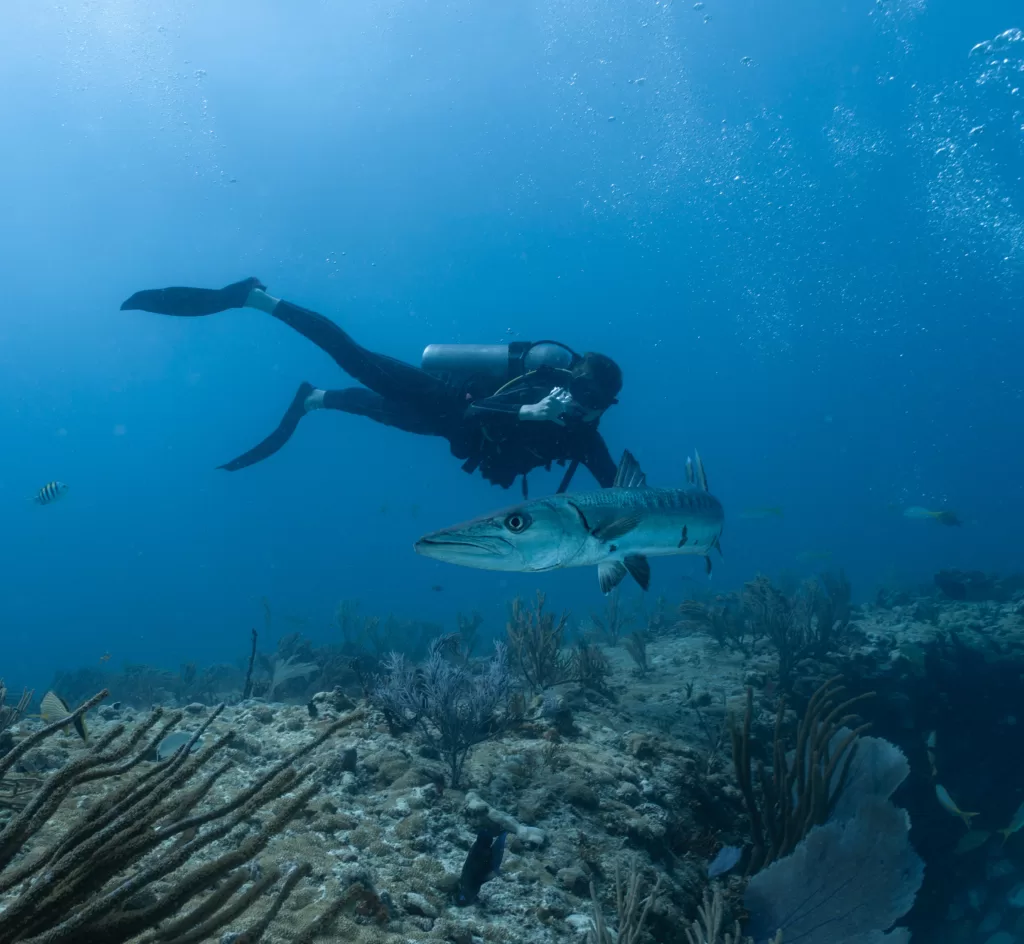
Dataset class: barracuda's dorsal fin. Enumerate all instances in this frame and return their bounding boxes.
[613,451,647,489]
[694,449,709,492]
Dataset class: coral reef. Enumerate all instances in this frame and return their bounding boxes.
[19,569,1024,944]
[933,568,1024,603]
[679,571,854,688]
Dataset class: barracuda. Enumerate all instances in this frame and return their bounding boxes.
[415,451,724,593]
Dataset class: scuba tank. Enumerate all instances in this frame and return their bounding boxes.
[427,341,585,497]
[421,341,577,389]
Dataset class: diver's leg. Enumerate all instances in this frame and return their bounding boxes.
[247,289,449,407]
[122,278,451,406]
[218,386,441,473]
[320,387,444,435]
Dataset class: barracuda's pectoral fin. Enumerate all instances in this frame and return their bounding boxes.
[613,451,647,489]
[705,555,713,576]
[599,555,650,593]
[624,554,650,591]
[592,514,643,543]
[598,561,628,594]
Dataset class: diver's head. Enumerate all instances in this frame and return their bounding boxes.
[569,352,622,418]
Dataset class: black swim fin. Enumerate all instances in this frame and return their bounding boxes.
[217,382,315,472]
[120,277,265,316]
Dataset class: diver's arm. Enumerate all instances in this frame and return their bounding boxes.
[467,387,576,425]
[463,398,523,423]
[520,388,577,425]
[579,429,617,488]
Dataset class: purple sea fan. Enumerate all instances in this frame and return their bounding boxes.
[744,797,923,944]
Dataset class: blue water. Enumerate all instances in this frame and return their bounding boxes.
[1,0,1022,686]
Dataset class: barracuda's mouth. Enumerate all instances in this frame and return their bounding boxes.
[414,534,514,560]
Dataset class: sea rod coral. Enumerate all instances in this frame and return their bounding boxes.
[0,689,363,943]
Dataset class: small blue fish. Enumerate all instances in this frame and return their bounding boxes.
[156,731,206,762]
[456,829,506,906]
[32,481,69,505]
[707,845,742,877]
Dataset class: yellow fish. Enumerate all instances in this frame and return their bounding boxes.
[925,730,937,778]
[935,784,978,828]
[954,830,992,855]
[999,800,1024,844]
[739,506,784,520]
[904,506,961,527]
[40,691,89,743]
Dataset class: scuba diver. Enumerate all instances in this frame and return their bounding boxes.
[120,277,624,495]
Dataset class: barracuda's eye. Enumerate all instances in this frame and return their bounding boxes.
[503,511,532,534]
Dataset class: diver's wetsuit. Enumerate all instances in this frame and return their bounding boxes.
[121,279,617,493]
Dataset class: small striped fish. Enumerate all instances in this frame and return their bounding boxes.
[32,481,69,505]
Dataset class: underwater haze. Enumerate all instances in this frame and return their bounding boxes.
[1,0,1023,684]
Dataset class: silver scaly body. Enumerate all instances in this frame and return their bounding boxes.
[415,450,724,593]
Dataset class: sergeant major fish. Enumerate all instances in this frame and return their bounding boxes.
[32,481,69,505]
[456,829,506,906]
[415,450,724,593]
